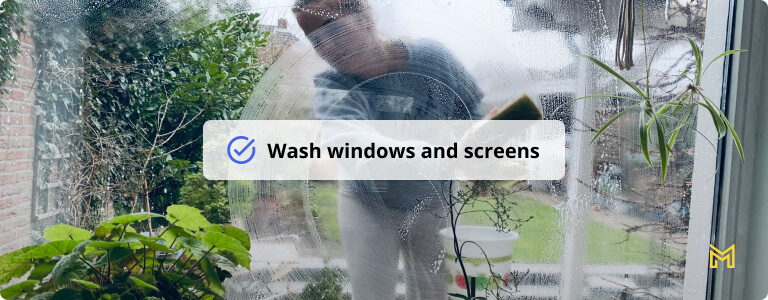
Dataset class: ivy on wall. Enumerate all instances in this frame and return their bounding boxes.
[0,0,25,103]
[29,2,268,229]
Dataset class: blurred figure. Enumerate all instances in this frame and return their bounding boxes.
[294,1,484,298]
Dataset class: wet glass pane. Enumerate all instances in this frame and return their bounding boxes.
[0,0,717,299]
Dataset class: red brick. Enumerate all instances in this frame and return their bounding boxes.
[18,33,34,46]
[0,174,17,185]
[12,161,32,171]
[9,91,26,102]
[15,68,36,81]
[2,216,31,230]
[0,182,26,198]
[0,207,22,220]
[0,150,26,160]
[22,115,35,126]
[12,194,31,205]
[14,54,34,68]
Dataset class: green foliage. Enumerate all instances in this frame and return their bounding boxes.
[180,162,230,224]
[0,205,251,300]
[30,4,268,227]
[582,36,746,184]
[43,224,93,241]
[0,0,24,101]
[298,268,349,300]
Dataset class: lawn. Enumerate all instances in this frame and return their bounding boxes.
[309,182,683,264]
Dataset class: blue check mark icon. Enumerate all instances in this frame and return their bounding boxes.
[228,136,256,164]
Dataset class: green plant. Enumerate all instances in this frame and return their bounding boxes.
[576,0,745,184]
[297,267,349,300]
[29,8,269,227]
[0,0,25,108]
[0,205,251,299]
[180,162,230,224]
[445,181,533,300]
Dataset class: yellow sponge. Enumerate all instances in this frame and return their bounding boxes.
[490,94,543,121]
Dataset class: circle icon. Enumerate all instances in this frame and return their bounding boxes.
[227,136,256,164]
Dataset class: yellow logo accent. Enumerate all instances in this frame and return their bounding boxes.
[709,244,735,269]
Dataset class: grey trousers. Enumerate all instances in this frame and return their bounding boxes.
[337,185,449,300]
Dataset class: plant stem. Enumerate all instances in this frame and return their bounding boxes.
[158,220,178,237]
[167,248,188,272]
[160,247,215,298]
[641,0,650,96]
[448,181,471,298]
[80,255,111,285]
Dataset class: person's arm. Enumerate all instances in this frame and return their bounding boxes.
[407,40,485,120]
[313,71,440,180]
[443,48,485,120]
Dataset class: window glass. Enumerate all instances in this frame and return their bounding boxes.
[0,0,715,299]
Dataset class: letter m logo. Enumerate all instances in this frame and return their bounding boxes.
[709,244,735,269]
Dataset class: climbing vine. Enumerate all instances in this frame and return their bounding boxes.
[0,0,25,105]
[29,3,268,229]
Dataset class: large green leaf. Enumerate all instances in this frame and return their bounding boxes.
[199,257,225,296]
[87,241,127,250]
[122,232,163,241]
[22,240,82,259]
[202,232,250,270]
[176,237,208,259]
[29,261,57,281]
[108,212,163,225]
[206,225,251,250]
[50,251,88,287]
[44,225,92,241]
[120,233,172,253]
[70,279,101,290]
[129,276,159,292]
[0,245,38,285]
[207,253,237,273]
[159,225,193,249]
[0,280,40,299]
[139,240,173,253]
[166,205,211,231]
[94,222,119,239]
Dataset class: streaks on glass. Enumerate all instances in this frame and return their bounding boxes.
[12,0,709,299]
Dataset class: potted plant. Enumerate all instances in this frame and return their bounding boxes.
[440,180,533,299]
[0,205,251,300]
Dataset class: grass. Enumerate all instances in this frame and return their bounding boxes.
[309,183,683,264]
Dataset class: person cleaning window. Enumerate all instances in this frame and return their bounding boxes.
[293,1,539,298]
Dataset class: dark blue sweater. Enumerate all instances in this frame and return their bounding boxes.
[312,39,484,211]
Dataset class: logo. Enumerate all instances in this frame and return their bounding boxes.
[228,136,256,164]
[709,244,735,269]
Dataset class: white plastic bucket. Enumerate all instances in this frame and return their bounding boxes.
[439,226,519,297]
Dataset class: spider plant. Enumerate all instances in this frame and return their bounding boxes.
[577,1,745,184]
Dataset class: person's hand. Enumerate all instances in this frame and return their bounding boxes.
[484,107,500,120]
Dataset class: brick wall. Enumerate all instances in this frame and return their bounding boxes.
[0,28,36,255]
